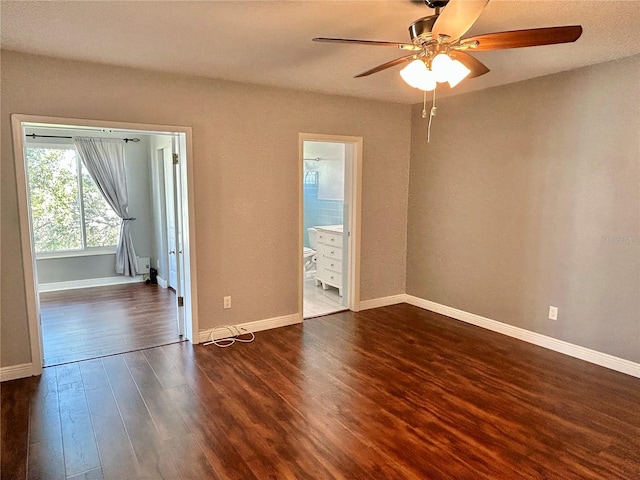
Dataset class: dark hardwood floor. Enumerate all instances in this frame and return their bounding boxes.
[39,284,180,366]
[2,304,639,479]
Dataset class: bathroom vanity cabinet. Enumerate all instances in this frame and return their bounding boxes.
[315,227,344,296]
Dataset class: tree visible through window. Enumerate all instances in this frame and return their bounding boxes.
[26,146,121,253]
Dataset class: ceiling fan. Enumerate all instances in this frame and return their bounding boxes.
[313,0,583,92]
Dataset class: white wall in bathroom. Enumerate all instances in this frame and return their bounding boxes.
[304,141,345,201]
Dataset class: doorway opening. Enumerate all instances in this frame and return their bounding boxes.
[299,134,362,319]
[12,115,198,372]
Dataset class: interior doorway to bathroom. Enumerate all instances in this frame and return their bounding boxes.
[300,134,362,319]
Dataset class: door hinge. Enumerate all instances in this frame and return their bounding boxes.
[173,153,179,165]
[178,296,184,307]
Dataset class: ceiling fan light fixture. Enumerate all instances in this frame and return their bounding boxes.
[416,69,437,91]
[447,59,471,88]
[432,53,453,83]
[400,60,436,91]
[400,60,428,88]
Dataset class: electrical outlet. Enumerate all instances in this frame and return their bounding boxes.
[223,296,232,309]
[548,306,558,321]
[156,259,160,268]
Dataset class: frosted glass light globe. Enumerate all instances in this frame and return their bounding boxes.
[415,68,437,91]
[400,60,429,89]
[400,60,437,91]
[432,53,453,83]
[447,59,471,88]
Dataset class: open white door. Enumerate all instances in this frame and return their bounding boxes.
[163,136,185,336]
[171,135,186,337]
[164,148,178,289]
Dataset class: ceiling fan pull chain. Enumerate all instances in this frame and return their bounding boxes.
[427,88,437,143]
[422,89,428,119]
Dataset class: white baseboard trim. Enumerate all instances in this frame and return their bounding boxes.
[405,295,640,379]
[198,313,302,344]
[0,363,34,382]
[157,276,168,289]
[358,294,406,311]
[38,275,145,292]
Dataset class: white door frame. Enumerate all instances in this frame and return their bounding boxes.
[11,114,200,376]
[298,133,363,316]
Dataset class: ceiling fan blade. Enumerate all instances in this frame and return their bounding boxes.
[448,50,490,78]
[432,0,489,41]
[313,37,420,51]
[354,54,415,78]
[461,25,583,51]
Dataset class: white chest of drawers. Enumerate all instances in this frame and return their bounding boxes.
[314,228,344,296]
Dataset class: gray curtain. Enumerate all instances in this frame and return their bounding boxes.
[73,137,137,276]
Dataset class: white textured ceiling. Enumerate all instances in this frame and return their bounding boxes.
[2,1,639,104]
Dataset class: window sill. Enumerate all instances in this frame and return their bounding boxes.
[36,248,116,260]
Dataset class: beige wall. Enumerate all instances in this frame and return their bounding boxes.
[407,55,640,362]
[1,51,411,367]
[5,49,636,370]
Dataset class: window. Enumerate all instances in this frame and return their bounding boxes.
[26,146,121,254]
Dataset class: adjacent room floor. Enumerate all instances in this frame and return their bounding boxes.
[3,304,639,479]
[303,277,345,318]
[39,283,180,366]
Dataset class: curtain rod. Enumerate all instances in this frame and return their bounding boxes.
[26,134,140,143]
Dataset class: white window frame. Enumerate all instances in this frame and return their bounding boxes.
[26,142,118,258]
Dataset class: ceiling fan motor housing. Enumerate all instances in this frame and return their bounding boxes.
[409,15,438,42]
